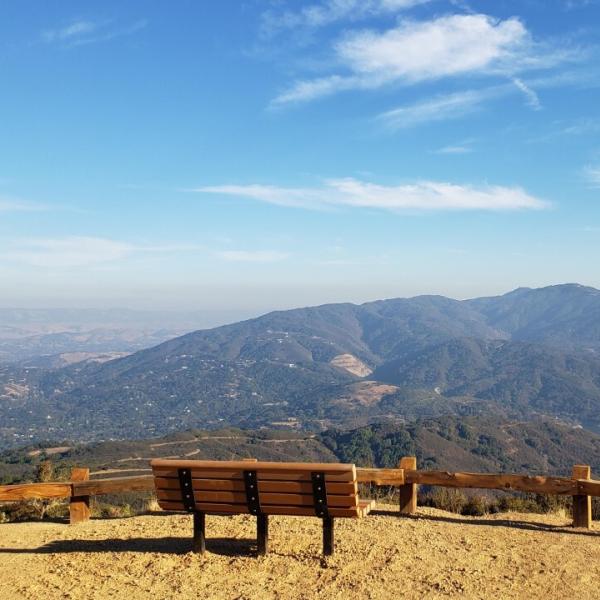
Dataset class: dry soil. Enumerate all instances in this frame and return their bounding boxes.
[1,505,600,599]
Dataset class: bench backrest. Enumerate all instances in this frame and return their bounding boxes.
[151,459,361,518]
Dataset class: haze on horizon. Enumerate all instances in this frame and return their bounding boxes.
[1,1,599,313]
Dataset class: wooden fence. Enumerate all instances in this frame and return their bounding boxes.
[0,458,598,529]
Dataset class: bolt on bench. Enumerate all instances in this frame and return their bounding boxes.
[151,459,373,556]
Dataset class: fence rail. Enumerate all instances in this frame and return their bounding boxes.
[0,482,72,501]
[0,459,597,529]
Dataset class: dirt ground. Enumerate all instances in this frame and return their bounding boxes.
[2,505,600,599]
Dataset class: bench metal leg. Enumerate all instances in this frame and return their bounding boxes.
[193,511,206,554]
[257,514,269,555]
[322,516,334,556]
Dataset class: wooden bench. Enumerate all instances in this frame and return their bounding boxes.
[151,459,373,556]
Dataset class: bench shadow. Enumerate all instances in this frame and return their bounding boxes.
[371,509,600,537]
[0,537,257,557]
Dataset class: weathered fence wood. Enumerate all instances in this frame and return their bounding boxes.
[69,468,91,524]
[356,468,404,485]
[1,464,599,529]
[404,470,579,495]
[398,457,417,514]
[575,478,600,496]
[572,465,592,529]
[72,474,154,496]
[0,483,72,501]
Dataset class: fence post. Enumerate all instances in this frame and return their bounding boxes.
[69,467,90,525]
[572,464,592,529]
[398,456,417,514]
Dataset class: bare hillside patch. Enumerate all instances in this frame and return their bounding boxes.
[331,381,398,408]
[330,354,373,377]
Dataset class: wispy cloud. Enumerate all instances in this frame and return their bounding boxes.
[379,73,560,129]
[215,250,289,262]
[272,14,575,106]
[261,0,431,35]
[561,118,600,135]
[42,20,98,43]
[315,253,391,266]
[378,88,494,129]
[0,196,45,212]
[563,0,599,9]
[196,178,548,212]
[512,77,542,110]
[525,114,600,144]
[42,18,147,47]
[583,165,600,187]
[434,144,473,155]
[0,237,204,269]
[1,237,134,268]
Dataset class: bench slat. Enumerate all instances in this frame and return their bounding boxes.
[157,500,362,518]
[155,477,246,491]
[151,459,354,472]
[154,477,357,495]
[152,469,354,482]
[156,489,358,507]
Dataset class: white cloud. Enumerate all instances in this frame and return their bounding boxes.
[512,77,541,110]
[273,75,361,105]
[42,20,98,43]
[272,14,550,105]
[42,18,147,47]
[336,15,526,80]
[378,88,493,129]
[272,13,580,107]
[197,178,548,212]
[584,165,600,187]
[216,250,289,262]
[379,75,553,129]
[434,144,473,155]
[196,184,330,210]
[261,0,431,35]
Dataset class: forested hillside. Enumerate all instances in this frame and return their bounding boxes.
[2,284,600,447]
[3,416,600,485]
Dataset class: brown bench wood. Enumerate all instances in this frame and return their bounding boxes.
[151,459,372,556]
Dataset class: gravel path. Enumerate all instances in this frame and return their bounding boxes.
[2,505,600,599]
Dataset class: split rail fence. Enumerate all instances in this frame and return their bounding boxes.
[0,458,598,529]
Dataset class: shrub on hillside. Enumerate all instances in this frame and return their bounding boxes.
[461,495,487,516]
[1,458,74,522]
[90,491,155,519]
[420,488,468,513]
[495,494,541,513]
[93,502,135,519]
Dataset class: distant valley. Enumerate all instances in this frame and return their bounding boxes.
[0,307,259,364]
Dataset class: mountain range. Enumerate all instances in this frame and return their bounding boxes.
[1,283,600,448]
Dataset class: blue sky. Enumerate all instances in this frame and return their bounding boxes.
[1,0,599,315]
